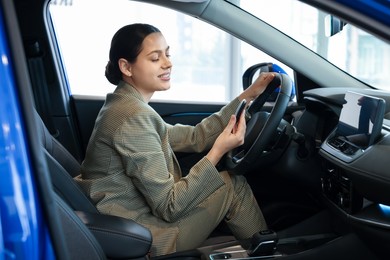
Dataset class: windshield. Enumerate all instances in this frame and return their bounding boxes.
[237,0,390,91]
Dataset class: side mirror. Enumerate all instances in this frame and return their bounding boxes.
[325,15,347,37]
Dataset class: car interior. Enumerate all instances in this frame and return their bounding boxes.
[2,0,390,259]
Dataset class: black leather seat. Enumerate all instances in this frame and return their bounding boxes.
[35,111,153,259]
[54,192,107,260]
[35,110,99,213]
[35,110,234,259]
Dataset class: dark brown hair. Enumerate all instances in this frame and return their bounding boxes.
[105,23,161,85]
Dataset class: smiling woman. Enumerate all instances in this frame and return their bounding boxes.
[107,24,173,101]
[74,22,278,256]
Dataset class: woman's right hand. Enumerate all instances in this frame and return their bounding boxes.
[206,111,246,166]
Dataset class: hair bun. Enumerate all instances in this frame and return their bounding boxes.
[105,60,121,85]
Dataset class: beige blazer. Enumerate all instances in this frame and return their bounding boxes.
[76,81,240,255]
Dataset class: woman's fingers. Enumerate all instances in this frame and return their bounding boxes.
[226,114,237,133]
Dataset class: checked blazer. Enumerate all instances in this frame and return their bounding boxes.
[76,81,266,256]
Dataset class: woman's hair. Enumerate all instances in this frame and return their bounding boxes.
[105,23,161,85]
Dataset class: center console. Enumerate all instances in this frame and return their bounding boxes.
[209,245,282,259]
[317,92,390,259]
[320,159,363,214]
[207,230,280,260]
[200,231,338,260]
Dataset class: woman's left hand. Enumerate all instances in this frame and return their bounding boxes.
[238,72,275,102]
[206,111,246,166]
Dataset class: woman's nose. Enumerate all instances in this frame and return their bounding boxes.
[162,55,172,68]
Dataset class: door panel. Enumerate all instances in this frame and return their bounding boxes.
[71,95,225,160]
[71,95,105,157]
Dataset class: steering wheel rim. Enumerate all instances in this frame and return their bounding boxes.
[225,73,293,174]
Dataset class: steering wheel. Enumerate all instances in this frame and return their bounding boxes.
[225,73,293,174]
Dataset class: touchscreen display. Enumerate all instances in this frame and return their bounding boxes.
[335,91,385,149]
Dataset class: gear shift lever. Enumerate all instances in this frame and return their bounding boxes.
[247,230,278,257]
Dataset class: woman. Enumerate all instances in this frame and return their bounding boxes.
[77,23,275,256]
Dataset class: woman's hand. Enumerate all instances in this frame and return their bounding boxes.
[206,110,246,166]
[239,72,275,102]
[205,72,275,166]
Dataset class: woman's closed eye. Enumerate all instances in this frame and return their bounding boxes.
[151,54,171,62]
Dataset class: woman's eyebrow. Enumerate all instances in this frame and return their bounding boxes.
[146,46,170,56]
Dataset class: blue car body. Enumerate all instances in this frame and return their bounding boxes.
[0,5,55,260]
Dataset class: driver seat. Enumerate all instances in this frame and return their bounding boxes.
[36,110,154,259]
[35,109,234,259]
[35,110,98,213]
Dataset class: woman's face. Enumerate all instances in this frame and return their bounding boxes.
[128,32,172,100]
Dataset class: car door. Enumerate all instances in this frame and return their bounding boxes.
[0,0,70,258]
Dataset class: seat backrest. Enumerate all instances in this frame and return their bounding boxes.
[36,111,154,259]
[35,111,81,177]
[35,110,99,213]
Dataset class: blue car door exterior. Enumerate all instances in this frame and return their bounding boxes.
[0,6,55,260]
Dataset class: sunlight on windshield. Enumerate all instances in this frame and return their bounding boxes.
[239,0,390,91]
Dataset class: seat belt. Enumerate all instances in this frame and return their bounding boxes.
[26,41,59,137]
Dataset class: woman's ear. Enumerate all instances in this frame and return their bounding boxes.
[118,58,132,77]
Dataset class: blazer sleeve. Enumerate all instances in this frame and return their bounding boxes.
[113,106,226,223]
[169,97,241,153]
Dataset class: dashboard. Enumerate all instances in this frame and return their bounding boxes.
[302,88,390,206]
[292,87,390,254]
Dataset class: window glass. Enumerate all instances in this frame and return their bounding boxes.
[238,0,390,91]
[49,0,293,102]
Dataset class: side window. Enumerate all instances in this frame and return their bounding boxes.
[49,0,293,103]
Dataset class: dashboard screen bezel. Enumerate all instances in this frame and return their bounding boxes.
[334,91,386,149]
